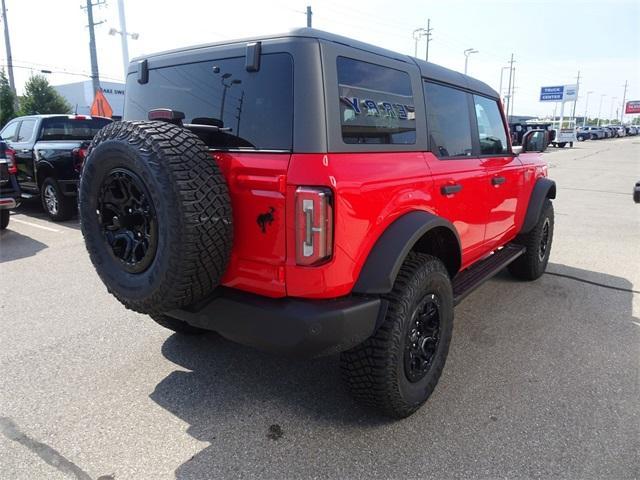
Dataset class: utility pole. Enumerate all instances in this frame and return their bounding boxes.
[571,70,580,119]
[82,0,105,94]
[425,18,433,62]
[306,5,312,27]
[620,80,628,123]
[1,0,15,95]
[504,54,515,120]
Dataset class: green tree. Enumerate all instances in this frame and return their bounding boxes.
[0,69,17,128]
[18,74,71,116]
[631,116,640,125]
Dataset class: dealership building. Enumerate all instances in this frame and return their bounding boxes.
[53,80,125,118]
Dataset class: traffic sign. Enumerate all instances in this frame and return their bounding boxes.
[90,89,113,118]
[625,101,640,114]
[540,86,564,102]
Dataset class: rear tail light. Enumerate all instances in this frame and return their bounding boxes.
[295,187,333,266]
[6,148,17,174]
[72,147,87,173]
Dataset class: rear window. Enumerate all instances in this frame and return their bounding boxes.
[424,81,473,158]
[337,56,416,145]
[41,117,112,141]
[124,53,294,151]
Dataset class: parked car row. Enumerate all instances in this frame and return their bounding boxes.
[576,125,638,141]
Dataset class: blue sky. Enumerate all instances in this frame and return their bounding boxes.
[3,0,639,119]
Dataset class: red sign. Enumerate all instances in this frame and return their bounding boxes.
[625,101,640,114]
[90,89,113,118]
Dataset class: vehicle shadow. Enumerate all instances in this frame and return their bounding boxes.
[0,228,48,263]
[14,199,81,230]
[150,263,638,479]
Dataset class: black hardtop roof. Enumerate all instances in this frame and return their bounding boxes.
[133,28,498,99]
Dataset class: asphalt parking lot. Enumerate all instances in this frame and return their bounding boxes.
[1,137,638,480]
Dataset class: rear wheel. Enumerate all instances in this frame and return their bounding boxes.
[341,253,454,418]
[508,199,554,280]
[41,177,75,221]
[79,121,233,315]
[558,142,567,148]
[0,210,9,230]
[591,134,598,140]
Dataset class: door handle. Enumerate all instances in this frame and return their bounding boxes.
[441,184,462,195]
[491,176,506,186]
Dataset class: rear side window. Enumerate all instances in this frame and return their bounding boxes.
[424,82,472,158]
[41,117,112,140]
[125,53,293,150]
[16,119,37,142]
[337,57,416,145]
[473,95,509,155]
[1,121,19,142]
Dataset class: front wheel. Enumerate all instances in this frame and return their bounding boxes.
[0,210,9,230]
[341,253,454,418]
[558,142,567,148]
[508,199,554,280]
[41,177,75,221]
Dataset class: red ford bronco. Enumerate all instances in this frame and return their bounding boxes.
[79,29,555,418]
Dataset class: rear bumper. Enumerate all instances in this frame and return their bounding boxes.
[166,288,382,358]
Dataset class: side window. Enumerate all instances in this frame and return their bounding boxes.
[1,121,19,142]
[17,119,37,142]
[473,95,509,155]
[337,57,416,145]
[424,81,473,158]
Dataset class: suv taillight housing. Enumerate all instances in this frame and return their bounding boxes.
[5,148,17,174]
[295,187,333,266]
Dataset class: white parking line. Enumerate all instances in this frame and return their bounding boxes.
[10,218,62,233]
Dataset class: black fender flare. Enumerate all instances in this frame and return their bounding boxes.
[352,211,461,295]
[520,178,556,234]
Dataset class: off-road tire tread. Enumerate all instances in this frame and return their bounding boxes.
[508,199,554,280]
[341,253,452,418]
[81,121,233,314]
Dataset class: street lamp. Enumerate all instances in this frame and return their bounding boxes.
[609,97,618,123]
[463,48,478,75]
[583,91,594,127]
[498,66,510,103]
[597,94,606,126]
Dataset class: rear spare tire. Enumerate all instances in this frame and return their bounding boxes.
[79,121,233,314]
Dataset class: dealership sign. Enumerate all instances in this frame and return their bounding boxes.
[540,84,577,102]
[625,101,640,114]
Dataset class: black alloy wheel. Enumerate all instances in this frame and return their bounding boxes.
[404,293,441,383]
[98,168,158,273]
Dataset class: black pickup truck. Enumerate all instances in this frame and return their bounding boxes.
[0,114,112,220]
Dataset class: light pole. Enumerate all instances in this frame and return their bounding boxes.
[609,97,618,124]
[413,28,426,58]
[109,0,139,79]
[597,94,606,126]
[463,48,478,75]
[498,66,510,104]
[583,91,593,126]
